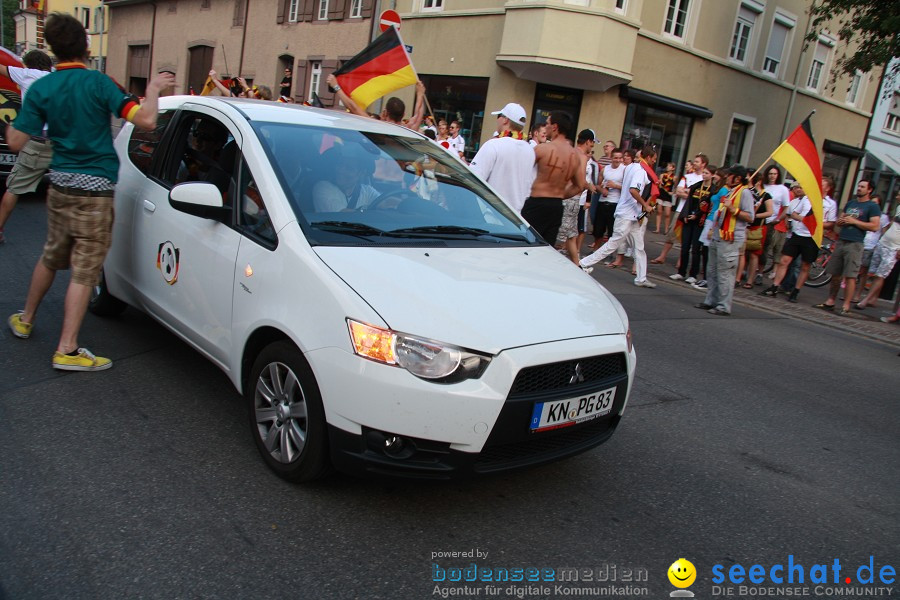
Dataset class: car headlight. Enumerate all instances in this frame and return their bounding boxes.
[347,319,490,383]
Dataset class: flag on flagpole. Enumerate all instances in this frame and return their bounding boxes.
[333,26,417,109]
[770,118,824,246]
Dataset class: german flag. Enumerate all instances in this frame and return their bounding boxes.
[333,26,417,109]
[770,118,824,246]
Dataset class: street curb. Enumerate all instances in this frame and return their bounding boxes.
[643,270,900,350]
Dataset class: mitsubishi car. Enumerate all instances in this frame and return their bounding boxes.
[94,96,636,481]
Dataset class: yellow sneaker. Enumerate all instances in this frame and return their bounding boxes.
[52,348,113,371]
[8,312,32,339]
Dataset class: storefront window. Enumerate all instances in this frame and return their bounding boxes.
[822,151,851,204]
[621,103,692,174]
[419,75,489,160]
[530,84,584,135]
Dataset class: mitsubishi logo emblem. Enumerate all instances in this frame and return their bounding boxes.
[569,362,585,385]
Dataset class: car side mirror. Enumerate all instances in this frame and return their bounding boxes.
[169,182,231,221]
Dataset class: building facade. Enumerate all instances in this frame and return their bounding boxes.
[104,0,881,203]
[104,0,377,102]
[14,0,109,71]
[398,0,879,203]
[860,58,900,205]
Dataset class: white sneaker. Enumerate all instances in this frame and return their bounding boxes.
[669,273,684,281]
[691,280,707,289]
[685,276,697,284]
[635,280,657,288]
[581,266,594,274]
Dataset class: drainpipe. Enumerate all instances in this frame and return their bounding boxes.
[148,1,157,82]
[238,0,250,75]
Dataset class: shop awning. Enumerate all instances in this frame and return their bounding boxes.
[823,139,865,158]
[618,86,713,119]
[864,146,900,176]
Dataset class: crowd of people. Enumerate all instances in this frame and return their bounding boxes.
[3,32,899,373]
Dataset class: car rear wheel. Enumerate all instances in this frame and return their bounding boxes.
[88,269,128,316]
[248,341,329,482]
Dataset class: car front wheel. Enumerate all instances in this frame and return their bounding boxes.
[88,269,128,316]
[247,341,329,482]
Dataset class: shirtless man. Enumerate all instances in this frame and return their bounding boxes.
[521,110,585,245]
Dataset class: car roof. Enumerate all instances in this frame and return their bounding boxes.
[158,95,424,139]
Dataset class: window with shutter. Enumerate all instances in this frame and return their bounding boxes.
[301,0,315,22]
[807,40,831,92]
[329,0,345,20]
[318,60,339,106]
[295,61,309,102]
[728,5,756,64]
[763,21,790,77]
[234,0,246,26]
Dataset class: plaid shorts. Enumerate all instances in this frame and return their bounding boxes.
[41,185,115,286]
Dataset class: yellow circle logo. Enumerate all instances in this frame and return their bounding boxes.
[668,558,697,588]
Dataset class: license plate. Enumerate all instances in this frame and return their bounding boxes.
[530,386,616,432]
[0,154,16,165]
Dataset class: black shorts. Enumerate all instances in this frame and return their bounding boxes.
[521,197,564,244]
[781,234,818,264]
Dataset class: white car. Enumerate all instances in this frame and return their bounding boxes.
[95,96,635,481]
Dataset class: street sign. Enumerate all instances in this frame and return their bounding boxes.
[380,9,401,32]
[404,44,413,53]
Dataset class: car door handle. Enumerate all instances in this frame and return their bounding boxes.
[143,199,156,212]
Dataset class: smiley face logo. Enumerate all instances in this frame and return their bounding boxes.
[668,558,697,588]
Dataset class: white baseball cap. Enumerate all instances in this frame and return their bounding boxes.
[491,103,527,126]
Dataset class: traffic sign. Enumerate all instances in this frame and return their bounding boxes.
[380,9,401,32]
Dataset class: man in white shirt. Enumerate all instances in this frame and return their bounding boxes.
[0,50,53,244]
[579,145,657,287]
[857,193,900,309]
[591,148,624,249]
[468,102,535,214]
[448,121,466,163]
[652,153,707,264]
[760,183,820,302]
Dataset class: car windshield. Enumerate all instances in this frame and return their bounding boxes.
[251,121,539,246]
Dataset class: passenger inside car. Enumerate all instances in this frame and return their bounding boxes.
[176,118,234,195]
[310,144,380,212]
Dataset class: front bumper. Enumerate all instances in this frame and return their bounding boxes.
[314,338,633,479]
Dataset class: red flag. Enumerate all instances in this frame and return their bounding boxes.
[333,27,417,109]
[770,118,824,246]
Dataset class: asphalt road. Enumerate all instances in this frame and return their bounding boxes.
[1,194,898,600]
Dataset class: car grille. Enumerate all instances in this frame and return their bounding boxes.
[508,353,627,397]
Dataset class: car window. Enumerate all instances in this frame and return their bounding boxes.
[127,109,175,175]
[252,121,539,247]
[237,157,277,248]
[163,115,237,203]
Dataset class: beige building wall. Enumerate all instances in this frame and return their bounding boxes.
[106,0,374,101]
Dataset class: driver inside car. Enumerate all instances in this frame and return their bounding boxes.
[311,144,380,212]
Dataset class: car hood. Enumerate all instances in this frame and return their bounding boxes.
[313,245,625,353]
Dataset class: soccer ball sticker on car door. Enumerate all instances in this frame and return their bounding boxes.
[156,241,180,285]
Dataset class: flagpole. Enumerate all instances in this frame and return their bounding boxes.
[749,110,816,182]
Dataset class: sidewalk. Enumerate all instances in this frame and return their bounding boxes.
[583,230,900,349]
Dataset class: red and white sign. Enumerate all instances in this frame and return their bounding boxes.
[379,9,401,32]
